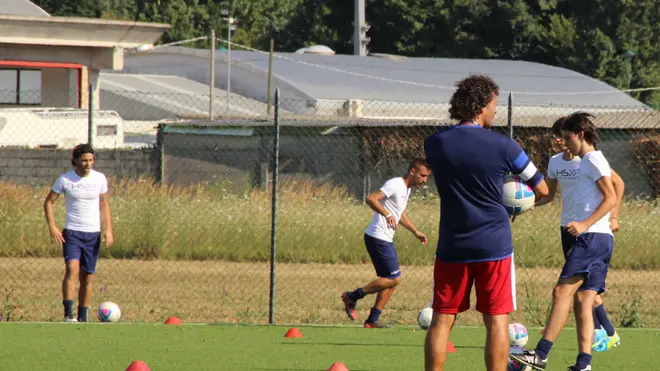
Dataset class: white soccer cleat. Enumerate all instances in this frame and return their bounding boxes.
[64,315,78,323]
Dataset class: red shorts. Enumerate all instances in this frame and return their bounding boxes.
[431,255,515,315]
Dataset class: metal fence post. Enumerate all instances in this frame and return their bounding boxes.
[88,83,94,146]
[209,29,216,122]
[268,87,280,324]
[508,91,513,138]
[156,124,166,183]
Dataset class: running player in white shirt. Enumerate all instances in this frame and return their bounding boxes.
[341,159,431,328]
[535,117,625,352]
[44,144,114,322]
[513,112,618,371]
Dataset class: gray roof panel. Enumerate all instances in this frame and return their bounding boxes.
[100,72,270,120]
[0,0,50,17]
[229,51,645,107]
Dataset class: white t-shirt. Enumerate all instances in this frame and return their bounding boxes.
[547,153,582,226]
[570,151,613,235]
[52,170,108,233]
[365,177,411,242]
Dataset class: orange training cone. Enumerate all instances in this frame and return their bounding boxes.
[165,316,182,325]
[284,327,304,338]
[126,360,150,371]
[446,341,457,353]
[327,362,349,371]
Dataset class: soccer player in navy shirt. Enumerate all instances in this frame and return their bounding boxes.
[423,75,549,371]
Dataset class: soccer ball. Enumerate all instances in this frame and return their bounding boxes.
[417,307,433,330]
[509,323,528,347]
[502,175,535,216]
[97,301,121,323]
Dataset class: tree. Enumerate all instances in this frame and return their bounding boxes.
[26,0,660,108]
[276,0,353,53]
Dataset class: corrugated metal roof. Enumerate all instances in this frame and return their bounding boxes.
[0,0,50,17]
[120,47,657,128]
[124,46,647,108]
[99,72,271,120]
[230,50,647,107]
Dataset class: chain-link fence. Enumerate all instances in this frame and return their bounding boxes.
[0,88,658,329]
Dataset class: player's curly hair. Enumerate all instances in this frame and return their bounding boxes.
[71,143,95,166]
[562,112,599,145]
[449,75,499,122]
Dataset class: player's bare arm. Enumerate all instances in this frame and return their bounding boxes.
[532,178,550,201]
[100,193,115,248]
[365,190,396,229]
[399,211,428,245]
[534,178,558,207]
[566,176,616,236]
[610,169,625,233]
[44,190,64,246]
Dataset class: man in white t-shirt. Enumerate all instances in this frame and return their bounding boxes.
[513,113,618,371]
[44,144,114,322]
[535,117,625,352]
[341,158,431,328]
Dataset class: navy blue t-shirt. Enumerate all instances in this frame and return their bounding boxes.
[424,125,544,262]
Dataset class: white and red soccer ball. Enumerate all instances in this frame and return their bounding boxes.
[97,301,121,323]
[508,322,529,347]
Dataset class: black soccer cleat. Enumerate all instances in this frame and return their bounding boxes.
[510,349,547,370]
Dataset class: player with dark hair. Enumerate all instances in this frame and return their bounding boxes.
[535,115,624,352]
[513,112,617,371]
[424,74,549,371]
[341,158,431,328]
[44,143,114,322]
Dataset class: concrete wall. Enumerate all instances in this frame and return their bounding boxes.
[41,68,78,108]
[0,129,653,198]
[162,132,363,194]
[160,129,655,198]
[0,148,158,186]
[599,134,652,197]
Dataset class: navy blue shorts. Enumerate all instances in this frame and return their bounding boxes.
[560,227,577,258]
[559,232,613,293]
[63,229,102,274]
[364,234,401,279]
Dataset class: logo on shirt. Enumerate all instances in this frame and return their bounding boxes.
[69,183,97,190]
[557,168,579,178]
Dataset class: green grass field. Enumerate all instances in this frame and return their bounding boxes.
[0,323,657,370]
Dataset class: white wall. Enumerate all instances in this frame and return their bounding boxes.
[41,68,79,107]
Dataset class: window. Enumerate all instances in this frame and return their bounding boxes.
[97,125,117,136]
[0,69,41,105]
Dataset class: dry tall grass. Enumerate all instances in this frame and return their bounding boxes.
[0,178,658,269]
